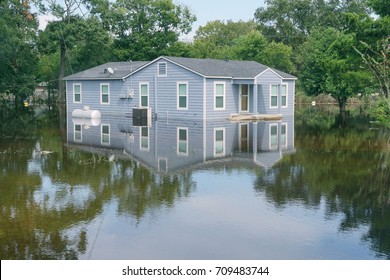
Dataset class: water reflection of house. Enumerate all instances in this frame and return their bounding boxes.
[67,115,294,172]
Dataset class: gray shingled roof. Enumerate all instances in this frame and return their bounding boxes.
[163,56,269,78]
[64,56,296,80]
[63,61,148,80]
[163,56,296,79]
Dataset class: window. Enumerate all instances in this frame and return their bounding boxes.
[73,84,82,103]
[215,82,225,110]
[140,127,149,150]
[270,84,288,108]
[101,124,110,145]
[270,85,278,108]
[140,83,149,107]
[281,123,287,148]
[101,83,110,104]
[158,62,167,77]
[177,127,188,155]
[177,82,188,109]
[270,124,278,150]
[214,128,225,157]
[281,84,287,107]
[74,124,82,142]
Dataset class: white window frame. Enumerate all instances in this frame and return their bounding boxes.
[281,123,288,148]
[270,84,278,108]
[281,84,288,108]
[140,126,149,151]
[101,124,110,145]
[269,123,278,150]
[214,82,226,110]
[158,62,167,77]
[214,127,226,157]
[177,82,188,110]
[139,82,149,108]
[74,124,82,142]
[73,83,82,103]
[177,127,188,155]
[100,83,110,104]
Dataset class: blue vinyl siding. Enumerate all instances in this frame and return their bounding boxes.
[130,58,204,120]
[66,58,295,122]
[256,69,295,115]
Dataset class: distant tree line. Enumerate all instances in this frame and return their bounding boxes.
[0,0,389,118]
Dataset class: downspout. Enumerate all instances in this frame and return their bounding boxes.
[154,73,158,118]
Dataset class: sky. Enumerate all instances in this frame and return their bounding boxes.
[176,0,266,39]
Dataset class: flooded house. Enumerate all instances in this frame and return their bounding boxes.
[64,56,296,171]
[63,56,296,120]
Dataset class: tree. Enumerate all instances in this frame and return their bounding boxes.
[355,37,390,98]
[231,30,295,73]
[0,0,39,107]
[192,20,257,58]
[99,0,196,61]
[367,0,390,17]
[300,27,373,116]
[255,0,369,46]
[35,0,113,103]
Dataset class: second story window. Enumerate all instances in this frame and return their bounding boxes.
[101,83,110,104]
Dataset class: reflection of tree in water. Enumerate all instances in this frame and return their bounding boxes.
[255,111,390,259]
[0,112,196,259]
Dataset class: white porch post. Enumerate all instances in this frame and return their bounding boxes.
[253,84,258,114]
[252,122,258,162]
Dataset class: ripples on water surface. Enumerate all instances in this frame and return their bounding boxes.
[0,106,389,259]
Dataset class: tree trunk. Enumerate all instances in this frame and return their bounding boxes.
[57,41,66,104]
[338,97,348,123]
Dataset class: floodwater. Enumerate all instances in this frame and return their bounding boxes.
[0,106,389,260]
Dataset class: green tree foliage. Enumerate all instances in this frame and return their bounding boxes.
[230,30,295,73]
[98,0,196,61]
[191,21,294,73]
[0,0,39,107]
[192,20,257,58]
[300,27,373,115]
[255,0,369,48]
[35,0,113,103]
[355,37,390,98]
[367,0,390,17]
